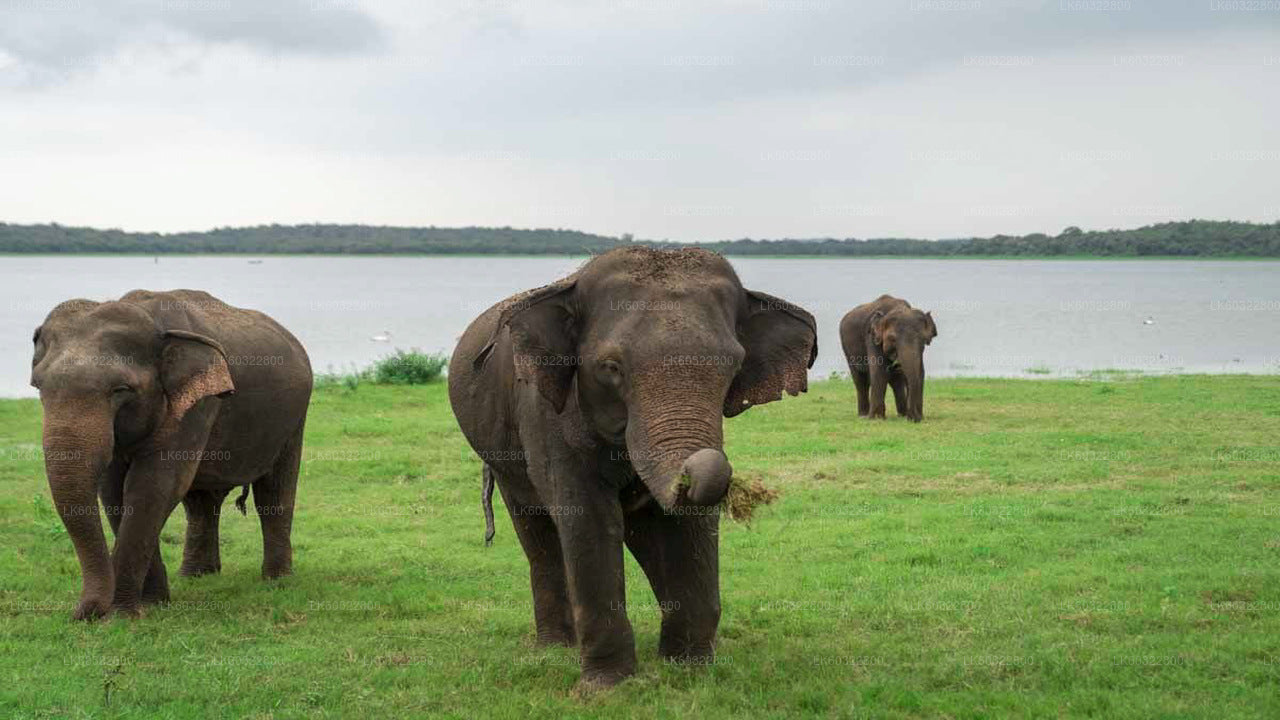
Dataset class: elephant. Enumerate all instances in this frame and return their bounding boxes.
[449,247,817,688]
[30,289,312,620]
[839,294,937,422]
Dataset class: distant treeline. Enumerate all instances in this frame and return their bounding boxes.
[2,220,1278,257]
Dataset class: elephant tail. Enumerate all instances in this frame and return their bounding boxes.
[482,465,496,547]
[234,485,251,516]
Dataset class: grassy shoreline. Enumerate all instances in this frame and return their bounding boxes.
[2,376,1279,718]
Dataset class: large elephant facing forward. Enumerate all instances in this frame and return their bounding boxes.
[449,247,817,688]
[30,290,312,620]
[839,294,937,422]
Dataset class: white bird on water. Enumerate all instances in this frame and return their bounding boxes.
[1142,316,1155,325]
[370,330,392,342]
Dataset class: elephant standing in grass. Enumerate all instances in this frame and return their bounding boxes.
[840,294,937,422]
[30,290,311,620]
[449,247,817,688]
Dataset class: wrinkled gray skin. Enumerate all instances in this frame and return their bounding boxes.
[30,290,312,620]
[839,294,937,422]
[449,247,817,688]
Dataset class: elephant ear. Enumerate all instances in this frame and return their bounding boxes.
[924,310,937,345]
[725,290,818,418]
[867,309,889,347]
[31,326,47,375]
[160,330,235,425]
[474,278,579,413]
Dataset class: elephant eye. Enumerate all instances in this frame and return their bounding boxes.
[112,385,134,395]
[598,359,623,384]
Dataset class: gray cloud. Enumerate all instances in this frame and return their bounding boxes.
[397,0,1280,114]
[0,0,384,81]
[0,0,1277,240]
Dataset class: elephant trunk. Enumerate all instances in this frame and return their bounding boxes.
[625,375,731,510]
[900,350,925,422]
[41,400,115,619]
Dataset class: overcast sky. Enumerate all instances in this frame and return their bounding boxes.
[1,0,1277,241]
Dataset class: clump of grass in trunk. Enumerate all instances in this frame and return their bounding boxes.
[722,475,780,523]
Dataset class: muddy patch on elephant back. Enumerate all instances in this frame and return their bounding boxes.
[723,476,780,523]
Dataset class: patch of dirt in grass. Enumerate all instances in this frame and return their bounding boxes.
[1201,589,1257,604]
[373,652,415,667]
[1058,613,1093,627]
[273,610,307,627]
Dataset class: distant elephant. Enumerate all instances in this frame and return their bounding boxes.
[30,290,312,620]
[839,294,937,422]
[449,247,817,688]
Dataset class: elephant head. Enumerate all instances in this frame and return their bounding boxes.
[869,306,936,422]
[476,247,816,510]
[30,298,234,619]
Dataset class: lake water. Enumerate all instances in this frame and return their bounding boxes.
[3,255,1278,397]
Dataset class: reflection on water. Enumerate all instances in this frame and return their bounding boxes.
[3,255,1277,396]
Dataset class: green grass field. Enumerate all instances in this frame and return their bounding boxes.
[2,376,1279,719]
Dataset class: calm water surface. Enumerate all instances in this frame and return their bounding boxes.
[3,255,1278,397]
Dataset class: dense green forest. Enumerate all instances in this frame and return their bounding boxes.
[1,220,1277,257]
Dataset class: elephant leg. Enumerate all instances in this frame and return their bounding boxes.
[624,504,720,664]
[100,460,172,606]
[867,360,889,419]
[110,450,205,615]
[494,475,575,646]
[180,487,232,577]
[112,492,181,614]
[98,456,129,538]
[113,405,221,614]
[852,370,870,417]
[253,424,304,579]
[554,481,636,687]
[917,364,927,421]
[139,547,171,606]
[889,370,910,417]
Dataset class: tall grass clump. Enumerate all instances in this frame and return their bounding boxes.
[370,349,448,385]
[316,350,448,389]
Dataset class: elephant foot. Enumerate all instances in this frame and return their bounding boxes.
[574,668,632,693]
[535,629,576,647]
[111,601,145,619]
[179,562,221,578]
[262,545,293,580]
[660,647,717,666]
[261,564,292,580]
[659,631,717,666]
[141,574,170,606]
[104,582,169,616]
[576,650,636,691]
[72,595,113,622]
